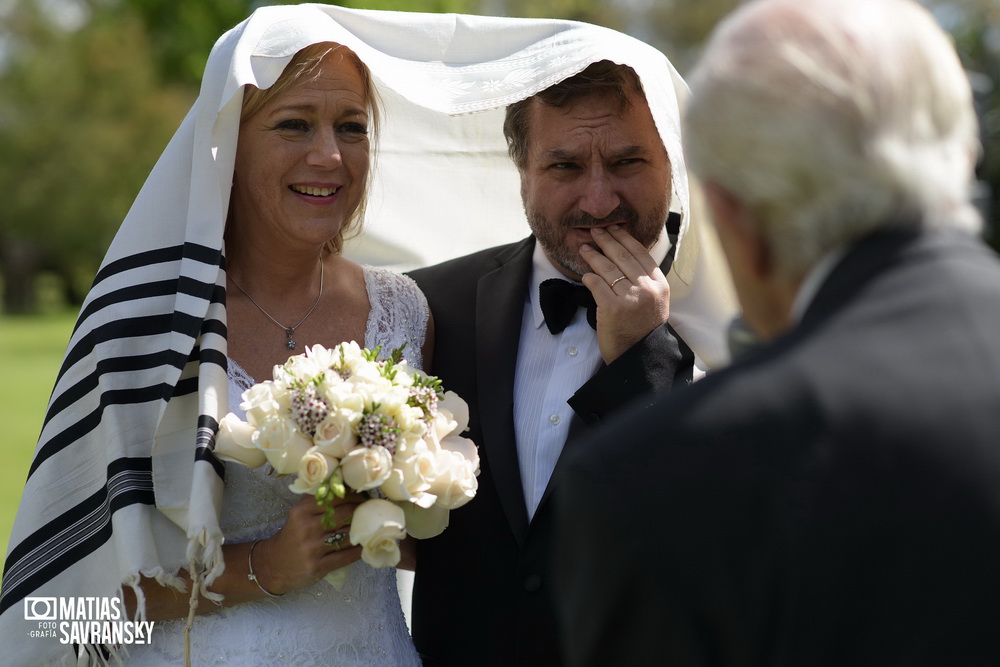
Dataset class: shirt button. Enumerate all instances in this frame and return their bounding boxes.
[549,414,561,425]
[523,574,543,592]
[567,346,579,357]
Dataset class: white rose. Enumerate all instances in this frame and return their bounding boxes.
[401,503,450,540]
[390,403,427,442]
[340,446,393,491]
[440,434,480,471]
[392,435,419,461]
[254,417,312,475]
[303,343,340,370]
[214,413,266,468]
[336,340,365,365]
[349,499,406,568]
[270,364,292,385]
[390,364,415,387]
[281,350,326,382]
[402,416,428,442]
[348,360,385,385]
[438,391,470,434]
[339,376,381,408]
[425,393,471,452]
[312,410,358,459]
[380,448,437,508]
[316,371,345,397]
[427,445,479,510]
[320,382,366,416]
[376,385,409,415]
[240,382,285,427]
[289,447,336,495]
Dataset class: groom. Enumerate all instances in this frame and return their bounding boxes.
[409,60,701,665]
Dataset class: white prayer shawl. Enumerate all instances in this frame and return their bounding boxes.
[0,4,736,664]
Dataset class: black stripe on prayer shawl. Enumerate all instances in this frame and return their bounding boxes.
[71,242,223,336]
[196,414,225,478]
[31,273,228,476]
[0,458,155,617]
[62,277,225,381]
[173,375,200,398]
[31,382,188,477]
[41,329,224,451]
[77,270,225,334]
[47,346,191,419]
[31,339,227,477]
[63,313,202,372]
[198,346,228,371]
[200,316,228,341]
[89,243,222,292]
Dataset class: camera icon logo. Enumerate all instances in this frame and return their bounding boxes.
[24,597,57,621]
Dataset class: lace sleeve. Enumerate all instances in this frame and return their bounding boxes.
[363,265,430,371]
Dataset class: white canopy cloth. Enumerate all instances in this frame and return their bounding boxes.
[0,4,736,664]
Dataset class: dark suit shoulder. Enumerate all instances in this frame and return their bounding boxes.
[408,238,533,292]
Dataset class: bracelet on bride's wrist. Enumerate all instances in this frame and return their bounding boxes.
[247,539,283,598]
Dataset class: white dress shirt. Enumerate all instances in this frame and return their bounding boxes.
[513,235,672,520]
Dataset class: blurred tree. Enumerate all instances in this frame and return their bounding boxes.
[116,0,491,87]
[0,0,191,312]
[935,0,1000,248]
[485,0,620,27]
[646,0,742,72]
[107,0,274,85]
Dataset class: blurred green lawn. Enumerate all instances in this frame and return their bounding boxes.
[0,312,76,582]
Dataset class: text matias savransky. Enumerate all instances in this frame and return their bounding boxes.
[24,596,155,645]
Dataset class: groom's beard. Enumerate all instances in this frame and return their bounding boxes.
[527,203,665,278]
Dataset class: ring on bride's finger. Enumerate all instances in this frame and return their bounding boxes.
[609,275,629,289]
[323,531,348,548]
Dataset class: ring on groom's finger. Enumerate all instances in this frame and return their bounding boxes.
[609,275,629,289]
[323,531,348,549]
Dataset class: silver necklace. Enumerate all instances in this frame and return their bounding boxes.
[230,259,324,350]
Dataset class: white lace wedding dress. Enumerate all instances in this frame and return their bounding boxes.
[127,266,426,666]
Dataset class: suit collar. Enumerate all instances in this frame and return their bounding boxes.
[800,229,925,332]
[791,244,849,324]
[475,236,535,544]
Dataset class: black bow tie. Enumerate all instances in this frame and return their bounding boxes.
[539,278,597,335]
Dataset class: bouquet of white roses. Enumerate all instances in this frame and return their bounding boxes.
[214,342,479,583]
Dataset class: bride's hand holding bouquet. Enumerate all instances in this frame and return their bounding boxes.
[214,342,479,587]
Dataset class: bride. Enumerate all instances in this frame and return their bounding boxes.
[121,38,427,665]
[0,11,425,667]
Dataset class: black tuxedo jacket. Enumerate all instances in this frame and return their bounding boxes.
[554,229,1000,666]
[409,234,694,666]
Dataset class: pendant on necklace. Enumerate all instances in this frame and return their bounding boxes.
[285,328,297,350]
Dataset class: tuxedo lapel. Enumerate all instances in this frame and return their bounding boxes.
[476,237,535,544]
[663,211,681,274]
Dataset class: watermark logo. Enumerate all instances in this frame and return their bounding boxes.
[24,597,154,645]
[24,597,58,621]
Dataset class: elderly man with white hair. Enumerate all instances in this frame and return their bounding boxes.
[552,0,1000,664]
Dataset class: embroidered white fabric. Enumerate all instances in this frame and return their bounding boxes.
[126,266,426,665]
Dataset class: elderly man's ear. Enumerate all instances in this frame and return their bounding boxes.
[702,180,771,281]
[703,179,801,341]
